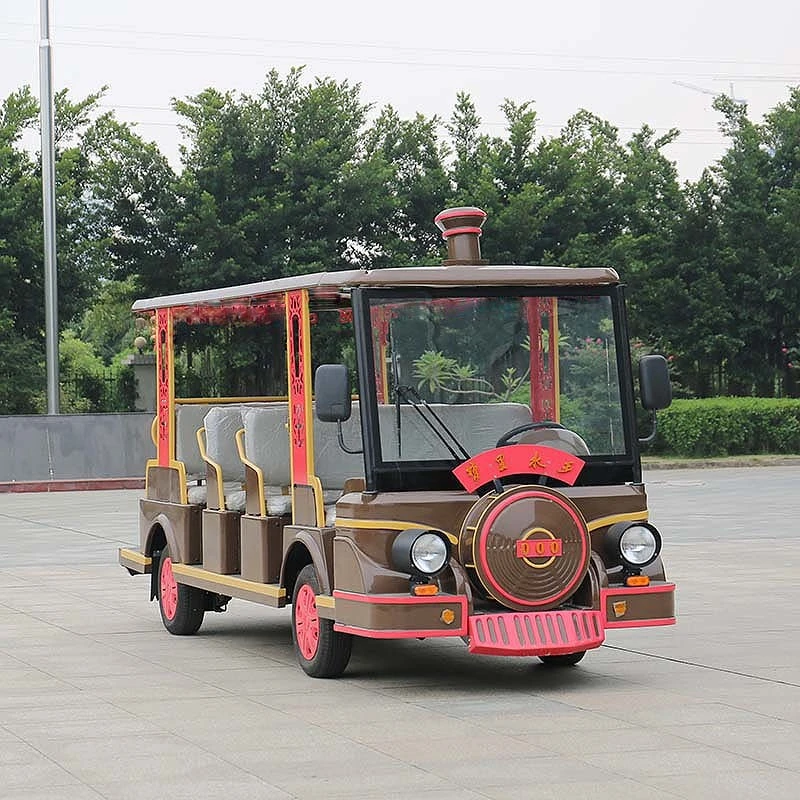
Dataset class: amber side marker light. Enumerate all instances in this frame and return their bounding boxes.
[626,575,650,587]
[413,584,439,596]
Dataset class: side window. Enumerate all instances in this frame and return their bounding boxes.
[172,300,287,398]
[310,307,357,388]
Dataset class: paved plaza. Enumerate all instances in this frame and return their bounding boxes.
[0,467,799,799]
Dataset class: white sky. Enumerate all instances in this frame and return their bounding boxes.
[2,0,799,181]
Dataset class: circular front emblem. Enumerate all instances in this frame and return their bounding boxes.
[462,485,590,611]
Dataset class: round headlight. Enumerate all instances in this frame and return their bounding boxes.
[620,525,659,566]
[606,522,661,568]
[391,529,451,577]
[411,533,448,574]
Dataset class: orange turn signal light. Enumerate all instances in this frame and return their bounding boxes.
[412,583,439,596]
[626,575,650,587]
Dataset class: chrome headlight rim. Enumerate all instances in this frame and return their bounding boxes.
[606,521,662,569]
[391,529,451,577]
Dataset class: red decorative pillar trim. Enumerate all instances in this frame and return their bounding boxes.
[155,308,174,466]
[286,290,313,485]
[527,298,559,422]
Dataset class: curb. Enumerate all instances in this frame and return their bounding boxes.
[643,456,800,470]
[0,478,145,494]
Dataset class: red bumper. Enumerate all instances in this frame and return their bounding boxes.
[468,609,605,656]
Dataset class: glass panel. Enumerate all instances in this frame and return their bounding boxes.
[368,293,627,464]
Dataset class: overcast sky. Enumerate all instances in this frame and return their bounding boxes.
[3,0,799,180]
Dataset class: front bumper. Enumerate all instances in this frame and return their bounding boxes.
[332,582,675,656]
[468,609,604,656]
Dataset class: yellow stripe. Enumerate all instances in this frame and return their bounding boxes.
[315,594,336,609]
[587,511,648,532]
[172,563,286,598]
[552,299,560,421]
[335,518,459,546]
[301,291,314,481]
[120,548,151,566]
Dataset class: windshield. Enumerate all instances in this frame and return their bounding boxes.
[367,292,628,466]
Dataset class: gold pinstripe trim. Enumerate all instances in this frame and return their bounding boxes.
[587,511,648,532]
[236,428,266,516]
[196,427,225,510]
[335,518,459,546]
[310,474,325,527]
[172,563,286,598]
[552,299,560,421]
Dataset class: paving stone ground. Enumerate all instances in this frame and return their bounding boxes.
[0,466,798,799]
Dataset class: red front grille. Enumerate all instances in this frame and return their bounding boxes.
[468,609,604,656]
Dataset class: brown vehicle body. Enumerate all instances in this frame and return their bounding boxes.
[120,207,675,677]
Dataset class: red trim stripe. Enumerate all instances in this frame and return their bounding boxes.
[605,617,676,629]
[440,225,484,239]
[334,624,466,639]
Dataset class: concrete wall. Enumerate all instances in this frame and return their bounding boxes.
[0,413,155,481]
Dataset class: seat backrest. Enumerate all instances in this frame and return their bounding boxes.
[175,403,213,478]
[203,406,245,483]
[241,404,291,488]
[313,401,365,493]
[378,402,532,461]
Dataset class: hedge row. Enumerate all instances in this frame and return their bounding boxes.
[649,398,800,457]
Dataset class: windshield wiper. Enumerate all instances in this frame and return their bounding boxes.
[395,384,472,462]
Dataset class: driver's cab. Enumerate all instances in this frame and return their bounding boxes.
[347,287,637,492]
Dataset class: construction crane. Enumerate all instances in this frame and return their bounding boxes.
[674,81,747,105]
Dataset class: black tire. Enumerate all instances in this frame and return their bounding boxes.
[539,650,586,667]
[291,564,352,678]
[157,546,206,636]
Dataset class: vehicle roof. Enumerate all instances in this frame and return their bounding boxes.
[131,264,620,311]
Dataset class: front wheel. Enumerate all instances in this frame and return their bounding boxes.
[158,546,205,635]
[539,650,586,667]
[292,564,352,678]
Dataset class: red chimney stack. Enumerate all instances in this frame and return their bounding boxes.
[434,206,488,265]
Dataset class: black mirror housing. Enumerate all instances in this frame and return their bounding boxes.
[315,364,351,422]
[639,355,672,411]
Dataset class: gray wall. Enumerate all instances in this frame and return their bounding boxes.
[0,414,155,481]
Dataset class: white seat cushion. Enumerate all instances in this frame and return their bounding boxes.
[186,480,243,507]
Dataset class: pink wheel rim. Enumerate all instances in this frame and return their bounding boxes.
[295,583,320,660]
[160,556,178,621]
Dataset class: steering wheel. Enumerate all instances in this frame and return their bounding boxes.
[496,421,565,448]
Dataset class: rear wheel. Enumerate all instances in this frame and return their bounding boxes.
[539,650,586,667]
[292,564,352,678]
[158,546,205,635]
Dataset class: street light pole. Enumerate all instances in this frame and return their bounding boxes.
[39,0,59,414]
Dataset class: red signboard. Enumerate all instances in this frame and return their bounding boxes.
[452,445,585,491]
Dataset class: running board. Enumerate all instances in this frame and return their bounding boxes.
[171,563,286,608]
[119,547,151,575]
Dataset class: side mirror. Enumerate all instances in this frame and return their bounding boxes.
[639,355,672,411]
[315,364,351,422]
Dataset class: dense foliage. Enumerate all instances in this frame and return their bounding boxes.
[2,71,800,416]
[652,398,800,457]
